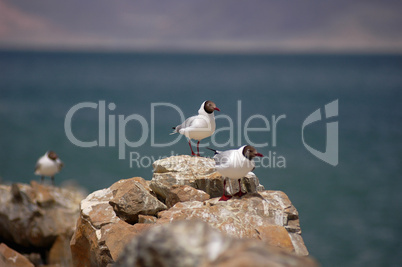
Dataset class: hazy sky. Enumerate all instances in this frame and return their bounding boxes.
[1,0,401,52]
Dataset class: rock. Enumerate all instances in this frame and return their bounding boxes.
[24,253,42,266]
[100,222,153,263]
[255,225,294,252]
[165,185,210,208]
[109,178,167,224]
[157,191,308,256]
[0,181,83,248]
[70,177,162,266]
[114,220,318,267]
[48,233,73,266]
[114,220,223,267]
[70,157,312,266]
[138,215,157,224]
[211,239,316,267]
[150,155,264,200]
[0,243,34,267]
[0,181,85,266]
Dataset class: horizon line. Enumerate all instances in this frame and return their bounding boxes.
[1,46,402,56]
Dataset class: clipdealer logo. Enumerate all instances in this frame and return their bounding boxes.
[63,100,338,168]
[302,99,339,166]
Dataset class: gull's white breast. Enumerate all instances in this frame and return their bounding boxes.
[35,155,61,176]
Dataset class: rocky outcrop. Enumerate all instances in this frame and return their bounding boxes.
[114,220,318,267]
[70,177,165,266]
[0,181,85,266]
[157,191,308,255]
[71,155,314,267]
[150,155,265,199]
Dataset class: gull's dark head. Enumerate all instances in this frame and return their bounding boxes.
[242,145,263,160]
[47,151,59,161]
[204,100,220,114]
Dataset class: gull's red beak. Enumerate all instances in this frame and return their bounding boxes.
[255,153,263,157]
[214,107,220,111]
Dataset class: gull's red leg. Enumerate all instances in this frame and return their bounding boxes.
[234,179,246,197]
[219,178,232,201]
[196,141,201,156]
[188,140,196,156]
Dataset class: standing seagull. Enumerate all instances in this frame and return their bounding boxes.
[34,151,64,185]
[208,145,263,201]
[171,100,220,156]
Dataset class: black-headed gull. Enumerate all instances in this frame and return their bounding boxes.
[34,151,64,185]
[208,145,263,201]
[171,100,220,156]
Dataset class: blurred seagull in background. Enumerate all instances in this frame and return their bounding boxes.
[208,145,263,201]
[171,100,220,156]
[34,151,64,185]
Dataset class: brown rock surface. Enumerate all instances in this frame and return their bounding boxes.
[48,233,73,266]
[0,243,34,267]
[70,177,163,266]
[0,181,83,248]
[165,185,210,208]
[109,178,166,224]
[212,239,314,267]
[70,156,313,266]
[138,215,157,224]
[0,181,85,266]
[157,191,308,255]
[114,220,318,267]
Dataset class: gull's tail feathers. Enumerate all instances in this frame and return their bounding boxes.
[207,147,219,155]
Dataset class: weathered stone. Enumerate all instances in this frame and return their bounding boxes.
[71,188,120,267]
[80,188,118,229]
[0,181,85,266]
[126,177,152,192]
[114,220,227,267]
[24,253,42,266]
[71,178,161,266]
[211,239,317,267]
[165,185,210,208]
[157,191,308,255]
[255,225,294,252]
[0,181,83,248]
[109,178,166,224]
[100,222,153,262]
[138,215,157,224]
[48,233,73,266]
[70,158,311,266]
[151,155,264,199]
[114,220,318,267]
[70,216,98,267]
[0,243,34,267]
[153,155,215,175]
[31,182,56,207]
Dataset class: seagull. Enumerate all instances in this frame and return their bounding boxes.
[171,100,220,156]
[208,145,263,201]
[34,151,64,185]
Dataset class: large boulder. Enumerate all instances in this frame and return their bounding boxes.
[150,155,264,199]
[70,177,165,266]
[114,220,318,267]
[0,181,85,266]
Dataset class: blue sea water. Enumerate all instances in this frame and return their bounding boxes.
[0,51,401,266]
